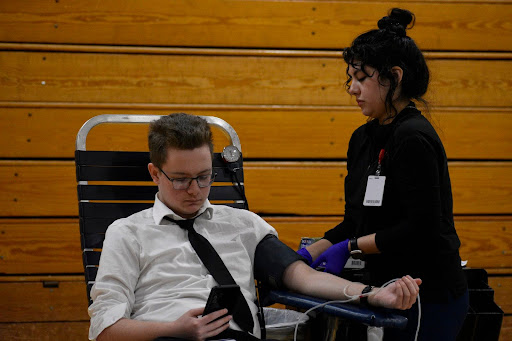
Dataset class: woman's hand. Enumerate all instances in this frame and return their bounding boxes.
[368,275,422,310]
[310,239,350,275]
[171,307,232,341]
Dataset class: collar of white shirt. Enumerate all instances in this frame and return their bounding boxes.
[152,194,214,225]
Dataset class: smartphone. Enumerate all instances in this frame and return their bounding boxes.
[203,284,241,317]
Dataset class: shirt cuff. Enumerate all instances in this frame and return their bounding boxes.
[88,302,129,340]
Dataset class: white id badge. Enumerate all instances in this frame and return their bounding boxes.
[363,176,386,206]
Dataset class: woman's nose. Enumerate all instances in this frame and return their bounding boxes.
[348,82,358,95]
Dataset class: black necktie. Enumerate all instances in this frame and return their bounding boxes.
[163,216,254,333]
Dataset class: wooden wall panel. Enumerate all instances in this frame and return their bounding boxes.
[0,51,343,106]
[2,217,510,275]
[489,277,512,314]
[270,217,512,271]
[456,218,512,270]
[249,162,512,215]
[1,51,511,107]
[449,162,512,215]
[435,109,512,160]
[0,322,89,341]
[0,0,510,338]
[0,1,510,51]
[500,316,512,341]
[0,161,77,217]
[1,107,511,160]
[1,161,511,216]
[0,279,89,322]
[0,219,82,274]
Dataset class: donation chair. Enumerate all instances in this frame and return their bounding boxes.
[75,114,408,341]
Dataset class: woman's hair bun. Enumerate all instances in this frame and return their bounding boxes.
[377,8,415,37]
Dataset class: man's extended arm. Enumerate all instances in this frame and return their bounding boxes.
[282,260,421,310]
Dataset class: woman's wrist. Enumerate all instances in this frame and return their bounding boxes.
[297,247,313,265]
[308,238,333,259]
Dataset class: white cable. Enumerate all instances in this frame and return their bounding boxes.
[414,295,421,341]
[291,278,421,341]
[293,296,358,341]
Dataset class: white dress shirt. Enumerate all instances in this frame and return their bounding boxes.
[88,195,277,340]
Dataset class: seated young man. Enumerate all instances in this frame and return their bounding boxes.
[89,113,421,341]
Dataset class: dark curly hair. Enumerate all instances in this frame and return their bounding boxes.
[343,8,429,119]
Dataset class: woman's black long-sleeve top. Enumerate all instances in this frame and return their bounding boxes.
[324,104,467,303]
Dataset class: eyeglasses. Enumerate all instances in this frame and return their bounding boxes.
[159,168,216,190]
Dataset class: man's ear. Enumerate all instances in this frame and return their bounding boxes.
[148,163,160,184]
[391,66,404,84]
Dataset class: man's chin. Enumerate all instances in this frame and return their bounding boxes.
[180,203,203,217]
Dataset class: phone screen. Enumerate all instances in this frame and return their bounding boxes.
[203,284,241,316]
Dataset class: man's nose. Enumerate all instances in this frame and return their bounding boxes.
[187,178,201,194]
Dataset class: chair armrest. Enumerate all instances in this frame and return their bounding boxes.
[267,290,408,329]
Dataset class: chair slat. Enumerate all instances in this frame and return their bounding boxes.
[78,185,157,200]
[76,151,242,168]
[81,233,105,250]
[76,165,244,182]
[80,217,119,234]
[77,184,245,201]
[85,267,98,283]
[77,165,152,181]
[79,202,153,219]
[83,251,101,267]
[75,150,150,166]
[87,283,94,305]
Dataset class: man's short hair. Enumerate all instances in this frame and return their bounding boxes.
[148,113,214,168]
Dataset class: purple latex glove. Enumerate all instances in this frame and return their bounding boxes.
[297,247,313,265]
[311,239,350,275]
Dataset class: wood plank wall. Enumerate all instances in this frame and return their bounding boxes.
[1,1,511,340]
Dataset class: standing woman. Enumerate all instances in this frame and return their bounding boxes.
[297,8,468,341]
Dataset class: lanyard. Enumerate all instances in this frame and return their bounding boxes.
[375,149,385,176]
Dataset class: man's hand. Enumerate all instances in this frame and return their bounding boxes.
[310,239,350,275]
[368,276,422,310]
[171,307,232,341]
